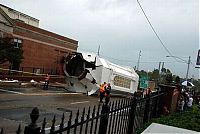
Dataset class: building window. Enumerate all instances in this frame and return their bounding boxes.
[14,38,22,48]
[113,75,131,89]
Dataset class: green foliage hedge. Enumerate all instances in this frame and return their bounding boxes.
[137,105,200,133]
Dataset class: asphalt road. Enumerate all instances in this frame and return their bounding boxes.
[0,86,121,133]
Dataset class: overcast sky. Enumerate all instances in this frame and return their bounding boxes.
[0,0,199,79]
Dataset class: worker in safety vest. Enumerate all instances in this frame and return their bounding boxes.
[105,83,111,105]
[43,74,50,90]
[99,82,106,103]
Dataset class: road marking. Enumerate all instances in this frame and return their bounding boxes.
[0,89,24,95]
[70,101,89,105]
[0,89,82,96]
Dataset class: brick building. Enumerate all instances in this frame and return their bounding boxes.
[0,4,78,76]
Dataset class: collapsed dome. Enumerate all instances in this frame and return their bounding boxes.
[65,54,85,77]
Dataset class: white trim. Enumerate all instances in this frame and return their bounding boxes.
[13,34,77,52]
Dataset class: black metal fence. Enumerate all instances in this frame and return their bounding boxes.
[0,91,164,134]
[0,66,58,76]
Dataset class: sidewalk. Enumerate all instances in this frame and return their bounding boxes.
[0,80,68,90]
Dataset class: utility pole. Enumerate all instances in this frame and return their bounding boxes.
[158,62,161,74]
[137,50,141,71]
[186,56,191,81]
[161,62,164,71]
[97,45,100,56]
[158,62,161,84]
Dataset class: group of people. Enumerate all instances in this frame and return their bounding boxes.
[177,90,193,112]
[99,82,111,105]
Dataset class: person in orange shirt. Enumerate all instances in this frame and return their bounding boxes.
[105,83,111,105]
[43,74,50,90]
[99,82,106,103]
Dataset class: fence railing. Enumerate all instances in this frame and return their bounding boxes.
[0,91,165,134]
[0,66,59,76]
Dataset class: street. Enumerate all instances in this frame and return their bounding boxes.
[0,86,120,133]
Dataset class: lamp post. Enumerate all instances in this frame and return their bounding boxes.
[186,56,191,81]
[166,55,191,81]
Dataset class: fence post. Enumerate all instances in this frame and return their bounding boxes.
[153,91,159,118]
[21,67,23,76]
[24,107,40,134]
[1,128,3,134]
[143,95,151,123]
[98,104,110,134]
[127,97,137,134]
[16,124,21,134]
[32,68,35,76]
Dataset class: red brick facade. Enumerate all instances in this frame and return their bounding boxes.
[0,20,78,75]
[14,20,78,75]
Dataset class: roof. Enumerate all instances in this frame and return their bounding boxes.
[0,4,78,45]
[80,51,139,80]
[99,58,138,80]
[81,51,97,62]
[0,6,14,26]
[0,4,39,22]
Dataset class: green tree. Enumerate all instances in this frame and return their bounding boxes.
[150,69,159,80]
[0,37,23,70]
[165,73,173,84]
[192,79,200,92]
[161,68,166,73]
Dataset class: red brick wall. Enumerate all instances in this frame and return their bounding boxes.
[6,20,79,76]
[14,27,77,51]
[14,20,78,44]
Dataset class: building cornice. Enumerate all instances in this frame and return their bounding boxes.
[0,6,14,26]
[13,33,77,52]
[14,26,78,48]
[0,4,39,22]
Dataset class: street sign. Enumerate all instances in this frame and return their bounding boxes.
[139,75,149,89]
[196,49,200,65]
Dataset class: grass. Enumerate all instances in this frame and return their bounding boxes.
[136,105,200,133]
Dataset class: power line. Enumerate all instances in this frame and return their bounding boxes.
[136,0,177,62]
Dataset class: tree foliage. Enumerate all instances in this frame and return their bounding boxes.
[137,68,183,86]
[0,37,23,70]
[136,68,200,92]
[136,105,200,133]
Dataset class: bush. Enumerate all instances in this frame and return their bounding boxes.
[136,105,200,133]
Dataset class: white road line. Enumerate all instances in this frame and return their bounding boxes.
[0,89,82,96]
[24,93,82,96]
[0,89,24,95]
[70,101,89,105]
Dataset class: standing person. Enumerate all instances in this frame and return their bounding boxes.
[177,96,185,112]
[105,83,111,105]
[183,91,189,110]
[187,95,193,109]
[145,87,152,97]
[43,74,50,90]
[180,97,185,111]
[99,82,106,103]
